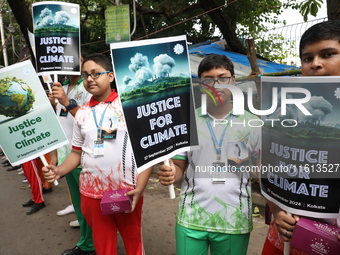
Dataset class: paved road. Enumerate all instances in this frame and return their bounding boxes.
[0,163,268,255]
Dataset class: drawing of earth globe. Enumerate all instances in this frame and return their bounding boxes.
[0,76,35,117]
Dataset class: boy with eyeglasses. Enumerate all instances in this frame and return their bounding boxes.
[43,53,152,255]
[158,54,261,255]
[49,51,95,255]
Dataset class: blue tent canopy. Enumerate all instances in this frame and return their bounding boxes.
[189,40,299,78]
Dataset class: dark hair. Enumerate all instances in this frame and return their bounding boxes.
[300,19,340,58]
[81,48,88,60]
[83,53,113,72]
[198,54,234,77]
[83,53,116,90]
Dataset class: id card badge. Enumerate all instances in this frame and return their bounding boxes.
[101,129,117,140]
[59,108,68,117]
[212,161,226,184]
[94,139,104,157]
[101,115,119,140]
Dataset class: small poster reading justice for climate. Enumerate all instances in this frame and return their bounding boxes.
[32,1,80,75]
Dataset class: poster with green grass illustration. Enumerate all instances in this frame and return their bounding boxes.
[260,76,340,218]
[33,1,80,75]
[110,35,198,172]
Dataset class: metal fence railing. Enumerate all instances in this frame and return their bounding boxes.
[256,17,328,66]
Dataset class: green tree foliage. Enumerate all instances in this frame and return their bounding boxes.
[0,1,26,65]
[299,0,323,21]
[255,34,297,64]
[4,0,330,65]
[126,0,298,55]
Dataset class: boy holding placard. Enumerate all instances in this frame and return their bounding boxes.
[43,53,152,255]
[49,52,95,255]
[262,19,340,255]
[158,54,261,255]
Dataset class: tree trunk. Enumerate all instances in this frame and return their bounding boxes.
[246,39,261,111]
[7,0,34,63]
[198,0,247,55]
[326,0,340,20]
[246,39,261,75]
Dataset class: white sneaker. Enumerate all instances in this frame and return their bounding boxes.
[57,204,75,216]
[17,170,24,175]
[69,220,80,228]
[22,178,28,183]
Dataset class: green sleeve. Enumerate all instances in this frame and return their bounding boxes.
[172,155,187,160]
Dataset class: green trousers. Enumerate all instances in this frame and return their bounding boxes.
[175,223,250,255]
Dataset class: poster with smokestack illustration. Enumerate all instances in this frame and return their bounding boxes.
[32,1,80,75]
[110,35,198,172]
[260,76,340,218]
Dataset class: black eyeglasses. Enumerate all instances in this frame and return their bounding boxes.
[81,71,111,80]
[199,77,232,86]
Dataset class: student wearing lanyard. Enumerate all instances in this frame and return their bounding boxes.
[43,53,152,255]
[49,52,95,255]
[158,54,261,255]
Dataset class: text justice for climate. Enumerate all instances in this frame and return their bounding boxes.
[39,37,74,63]
[136,96,188,149]
[7,117,51,149]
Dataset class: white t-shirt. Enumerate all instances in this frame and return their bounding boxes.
[175,108,261,234]
[72,91,138,199]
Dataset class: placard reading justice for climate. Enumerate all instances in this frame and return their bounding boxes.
[32,1,80,75]
[110,35,199,172]
[260,76,340,218]
[0,61,68,165]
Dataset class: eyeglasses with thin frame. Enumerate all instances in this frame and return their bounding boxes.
[199,77,232,86]
[81,71,111,80]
